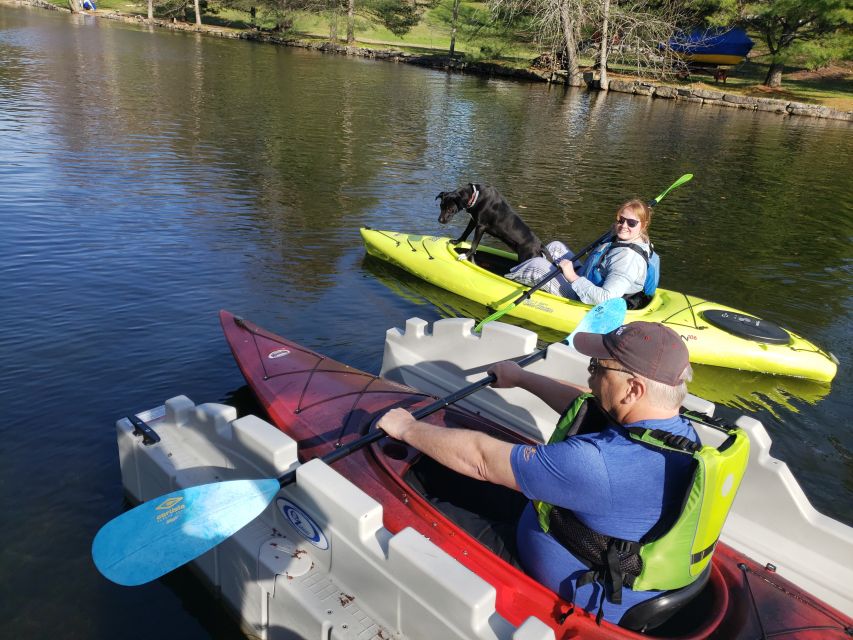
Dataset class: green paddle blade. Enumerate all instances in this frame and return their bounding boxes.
[650,173,693,206]
[92,478,281,586]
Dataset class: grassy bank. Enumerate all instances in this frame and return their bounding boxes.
[49,0,853,110]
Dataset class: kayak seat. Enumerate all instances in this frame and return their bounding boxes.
[618,564,712,633]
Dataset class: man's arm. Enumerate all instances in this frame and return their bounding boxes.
[489,360,586,414]
[377,408,519,491]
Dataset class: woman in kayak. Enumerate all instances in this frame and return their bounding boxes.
[505,199,653,306]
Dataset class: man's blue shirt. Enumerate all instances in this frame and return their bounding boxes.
[510,414,698,623]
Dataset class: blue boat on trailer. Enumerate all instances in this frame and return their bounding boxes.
[668,28,754,66]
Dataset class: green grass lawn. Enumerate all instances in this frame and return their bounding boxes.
[53,0,852,108]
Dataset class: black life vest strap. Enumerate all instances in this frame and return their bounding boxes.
[548,505,643,619]
[610,241,652,263]
[625,427,701,454]
[604,242,655,310]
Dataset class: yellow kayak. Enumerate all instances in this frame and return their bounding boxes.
[361,228,838,382]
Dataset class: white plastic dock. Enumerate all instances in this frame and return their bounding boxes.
[118,395,554,640]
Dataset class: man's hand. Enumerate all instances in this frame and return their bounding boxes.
[488,360,525,389]
[377,407,418,441]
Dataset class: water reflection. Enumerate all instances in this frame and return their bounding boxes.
[688,365,831,415]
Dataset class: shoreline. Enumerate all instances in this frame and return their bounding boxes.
[10,0,852,123]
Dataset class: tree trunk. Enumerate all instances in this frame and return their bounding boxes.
[598,0,610,90]
[194,0,201,26]
[449,0,460,57]
[148,0,153,20]
[346,0,355,44]
[68,0,83,12]
[764,62,784,88]
[559,0,582,86]
[329,5,338,42]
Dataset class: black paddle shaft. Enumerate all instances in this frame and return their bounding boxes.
[513,229,614,304]
[276,346,552,488]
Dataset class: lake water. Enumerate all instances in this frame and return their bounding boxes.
[0,4,850,638]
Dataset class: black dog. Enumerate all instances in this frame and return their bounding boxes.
[436,183,543,263]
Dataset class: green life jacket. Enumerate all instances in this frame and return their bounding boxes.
[534,394,750,610]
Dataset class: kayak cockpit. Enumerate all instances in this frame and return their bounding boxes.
[450,243,657,312]
[374,427,730,637]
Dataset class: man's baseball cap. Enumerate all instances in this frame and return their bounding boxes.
[574,321,689,386]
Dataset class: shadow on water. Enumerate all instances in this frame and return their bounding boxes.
[362,255,833,417]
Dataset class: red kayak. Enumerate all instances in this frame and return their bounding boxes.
[220,310,852,639]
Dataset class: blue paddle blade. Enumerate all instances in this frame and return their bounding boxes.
[567,298,627,348]
[92,478,281,586]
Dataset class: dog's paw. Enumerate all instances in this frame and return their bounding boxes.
[457,252,469,261]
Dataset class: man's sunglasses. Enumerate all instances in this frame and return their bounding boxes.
[587,357,634,377]
[616,216,640,228]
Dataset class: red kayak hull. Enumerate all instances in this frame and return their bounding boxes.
[220,310,851,639]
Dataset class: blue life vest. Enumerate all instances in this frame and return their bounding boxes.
[581,241,659,298]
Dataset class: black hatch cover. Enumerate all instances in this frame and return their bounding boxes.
[701,310,791,345]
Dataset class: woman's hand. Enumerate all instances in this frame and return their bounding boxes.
[377,407,417,441]
[559,258,578,282]
[488,360,525,388]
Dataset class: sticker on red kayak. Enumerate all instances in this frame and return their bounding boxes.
[267,349,291,359]
[276,498,329,550]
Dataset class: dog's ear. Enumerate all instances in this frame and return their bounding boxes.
[436,192,446,201]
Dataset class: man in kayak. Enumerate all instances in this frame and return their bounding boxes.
[377,321,697,625]
[505,199,658,307]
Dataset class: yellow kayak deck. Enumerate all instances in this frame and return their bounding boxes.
[361,228,837,381]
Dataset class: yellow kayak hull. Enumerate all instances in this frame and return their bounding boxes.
[361,228,837,382]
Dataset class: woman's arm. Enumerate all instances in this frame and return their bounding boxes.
[570,247,647,305]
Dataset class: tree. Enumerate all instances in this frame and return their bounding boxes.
[450,0,461,55]
[363,0,423,36]
[599,0,611,88]
[489,0,586,85]
[693,0,853,87]
[559,0,584,85]
[602,1,688,79]
[328,0,341,41]
[490,0,686,85]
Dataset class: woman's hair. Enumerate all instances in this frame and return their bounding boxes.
[617,199,652,242]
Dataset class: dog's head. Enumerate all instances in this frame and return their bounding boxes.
[435,186,471,224]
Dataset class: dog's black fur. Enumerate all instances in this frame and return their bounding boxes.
[436,183,543,262]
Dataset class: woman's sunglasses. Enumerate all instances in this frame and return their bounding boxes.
[587,358,634,377]
[616,216,640,228]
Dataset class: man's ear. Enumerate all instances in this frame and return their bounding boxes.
[623,376,645,405]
